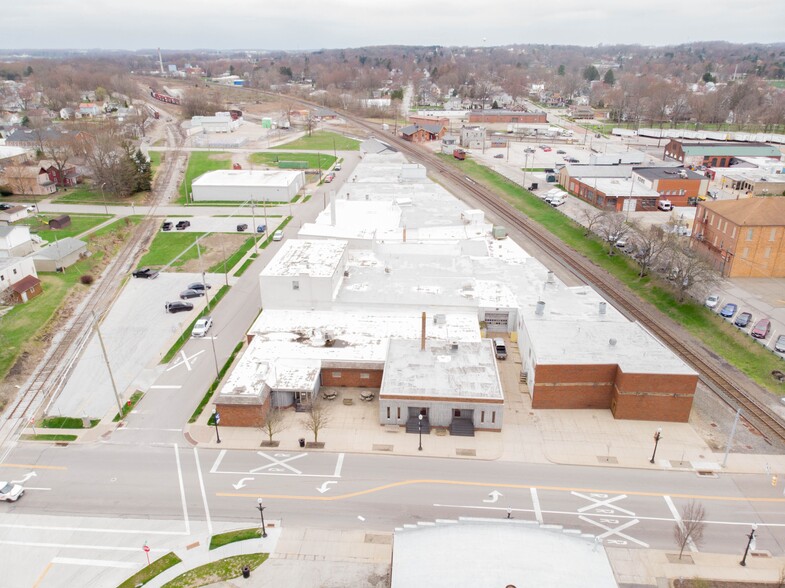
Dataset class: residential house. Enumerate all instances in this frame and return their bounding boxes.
[0,205,31,224]
[691,198,785,278]
[569,105,595,120]
[3,127,83,149]
[400,124,446,143]
[9,274,43,303]
[38,160,80,187]
[0,225,35,257]
[59,108,75,120]
[32,237,88,272]
[78,103,101,117]
[460,126,485,149]
[0,256,37,293]
[0,165,56,196]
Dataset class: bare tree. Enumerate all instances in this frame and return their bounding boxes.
[302,400,330,443]
[260,406,287,445]
[666,241,719,301]
[673,500,706,559]
[596,212,631,255]
[580,208,607,237]
[631,224,670,278]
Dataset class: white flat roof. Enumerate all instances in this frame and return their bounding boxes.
[261,239,347,278]
[218,357,321,400]
[192,169,301,188]
[577,177,660,197]
[381,339,503,401]
[247,309,481,365]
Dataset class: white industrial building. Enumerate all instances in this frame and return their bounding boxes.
[191,169,305,202]
[189,112,242,134]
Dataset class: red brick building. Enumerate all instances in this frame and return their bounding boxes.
[467,110,547,124]
[400,123,446,143]
[631,167,709,206]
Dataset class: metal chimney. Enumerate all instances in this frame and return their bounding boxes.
[536,301,545,316]
[599,302,606,315]
[546,271,555,284]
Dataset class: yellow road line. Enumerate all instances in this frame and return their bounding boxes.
[217,479,785,503]
[32,562,52,588]
[0,463,67,470]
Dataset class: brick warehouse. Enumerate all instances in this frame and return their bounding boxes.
[467,110,547,124]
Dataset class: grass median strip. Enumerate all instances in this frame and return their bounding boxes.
[20,434,78,442]
[160,286,230,365]
[39,416,99,429]
[162,553,267,588]
[233,253,258,277]
[113,390,144,422]
[440,154,785,393]
[209,527,262,550]
[190,341,244,423]
[117,552,182,588]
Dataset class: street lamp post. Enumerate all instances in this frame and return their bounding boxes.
[649,428,662,464]
[99,182,108,215]
[256,498,268,538]
[213,409,221,444]
[418,413,423,451]
[740,524,757,566]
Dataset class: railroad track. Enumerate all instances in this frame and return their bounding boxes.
[149,81,785,445]
[1,117,184,437]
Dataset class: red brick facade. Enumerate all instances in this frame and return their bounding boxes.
[467,112,547,124]
[215,396,270,427]
[320,368,383,388]
[532,363,697,422]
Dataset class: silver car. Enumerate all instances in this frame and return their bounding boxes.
[775,335,785,354]
[0,481,24,502]
[192,317,213,338]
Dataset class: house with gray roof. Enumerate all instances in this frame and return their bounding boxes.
[32,237,88,272]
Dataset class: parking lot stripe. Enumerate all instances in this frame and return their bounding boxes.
[51,557,138,569]
[150,385,182,390]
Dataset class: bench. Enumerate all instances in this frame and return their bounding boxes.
[322,392,337,400]
[343,398,354,406]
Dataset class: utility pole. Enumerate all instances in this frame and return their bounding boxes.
[93,312,123,416]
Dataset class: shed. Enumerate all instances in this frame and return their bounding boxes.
[32,237,88,272]
[48,215,72,229]
[10,275,43,303]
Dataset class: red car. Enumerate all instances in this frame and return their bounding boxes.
[542,146,552,152]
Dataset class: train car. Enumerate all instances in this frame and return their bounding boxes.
[229,109,243,121]
[150,90,181,106]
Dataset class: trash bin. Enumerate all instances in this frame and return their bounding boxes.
[299,438,306,448]
[242,565,250,579]
[529,182,538,191]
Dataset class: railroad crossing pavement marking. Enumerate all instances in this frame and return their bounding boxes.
[251,452,307,475]
[216,478,785,503]
[573,492,635,516]
[208,450,345,478]
[578,515,648,548]
[166,349,204,372]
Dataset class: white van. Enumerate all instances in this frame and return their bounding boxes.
[493,338,507,360]
[657,199,673,211]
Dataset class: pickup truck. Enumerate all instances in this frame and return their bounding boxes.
[132,268,159,279]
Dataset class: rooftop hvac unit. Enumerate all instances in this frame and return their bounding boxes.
[536,301,545,316]
[451,341,459,351]
[609,338,617,347]
[433,314,447,325]
[599,302,607,315]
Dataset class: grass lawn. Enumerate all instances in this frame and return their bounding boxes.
[189,341,244,422]
[113,391,144,422]
[249,152,336,170]
[149,151,163,177]
[162,553,267,588]
[276,130,360,151]
[137,232,207,269]
[0,216,140,405]
[118,552,182,588]
[439,154,785,394]
[209,528,262,550]
[179,151,232,202]
[20,434,77,441]
[53,185,150,206]
[39,416,99,429]
[14,213,112,243]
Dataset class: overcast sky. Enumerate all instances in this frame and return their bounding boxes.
[2,0,784,51]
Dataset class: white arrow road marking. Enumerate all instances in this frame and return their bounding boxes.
[573,492,635,516]
[579,515,649,548]
[11,472,36,484]
[166,349,204,372]
[317,481,337,494]
[233,477,255,490]
[251,452,307,475]
[664,495,698,553]
[483,490,503,503]
[210,450,228,474]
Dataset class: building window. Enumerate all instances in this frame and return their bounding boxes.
[386,407,391,419]
[771,228,777,242]
[12,269,17,275]
[746,228,753,241]
[331,372,341,378]
[480,411,485,423]
[742,247,749,259]
[292,280,299,290]
[397,407,400,419]
[764,247,771,259]
[360,373,370,380]
[731,227,736,239]
[491,411,496,424]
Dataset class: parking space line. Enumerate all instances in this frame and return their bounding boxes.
[0,540,168,552]
[193,447,212,535]
[150,385,182,390]
[531,488,543,523]
[174,444,190,534]
[51,557,138,569]
[0,463,66,470]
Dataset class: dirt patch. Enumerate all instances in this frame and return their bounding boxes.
[176,233,249,273]
[674,580,779,587]
[206,152,232,161]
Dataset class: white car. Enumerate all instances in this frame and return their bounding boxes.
[0,481,24,502]
[192,317,213,337]
[272,230,284,241]
[705,294,720,309]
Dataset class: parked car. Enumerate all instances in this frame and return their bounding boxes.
[0,203,11,211]
[187,282,211,291]
[0,481,24,502]
[324,173,335,183]
[161,221,173,231]
[165,301,194,313]
[493,338,507,360]
[236,223,248,232]
[542,146,552,152]
[775,335,785,353]
[257,224,267,233]
[550,196,566,207]
[493,153,504,158]
[751,318,772,339]
[614,236,629,249]
[734,312,753,328]
[132,268,159,279]
[26,205,37,213]
[720,303,738,318]
[657,200,673,211]
[180,289,205,300]
[272,230,284,241]
[704,294,720,309]
[556,149,566,154]
[334,163,342,171]
[565,157,579,163]
[192,316,213,337]
[175,220,191,230]
[524,147,536,153]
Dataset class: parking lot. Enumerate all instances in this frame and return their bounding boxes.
[159,215,287,234]
[50,272,216,418]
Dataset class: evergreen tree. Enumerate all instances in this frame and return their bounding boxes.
[603,69,615,85]
[583,65,600,82]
